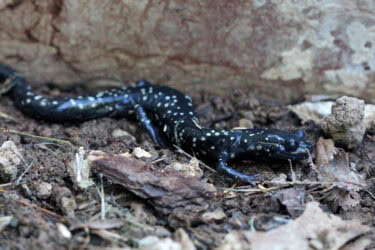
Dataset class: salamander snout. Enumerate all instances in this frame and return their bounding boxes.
[256,129,313,161]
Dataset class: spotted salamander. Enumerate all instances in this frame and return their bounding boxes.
[0,64,312,184]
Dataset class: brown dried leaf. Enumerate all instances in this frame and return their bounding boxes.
[315,137,364,191]
[277,188,306,217]
[218,202,370,250]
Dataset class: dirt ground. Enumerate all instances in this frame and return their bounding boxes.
[0,83,374,249]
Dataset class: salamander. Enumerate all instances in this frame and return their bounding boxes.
[0,64,312,184]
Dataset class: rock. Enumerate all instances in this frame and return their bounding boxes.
[36,182,53,199]
[0,141,23,182]
[53,187,77,217]
[112,129,136,141]
[322,96,366,149]
[132,147,152,159]
[238,118,254,129]
[1,2,375,102]
[165,158,203,178]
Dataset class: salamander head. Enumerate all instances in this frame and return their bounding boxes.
[243,129,313,161]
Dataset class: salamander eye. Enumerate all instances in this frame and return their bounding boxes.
[285,138,298,151]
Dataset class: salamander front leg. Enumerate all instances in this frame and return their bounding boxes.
[216,152,258,185]
[134,105,168,148]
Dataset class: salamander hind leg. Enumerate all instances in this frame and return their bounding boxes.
[134,104,168,148]
[216,152,258,185]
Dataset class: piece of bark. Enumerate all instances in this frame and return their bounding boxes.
[89,152,217,215]
[0,1,374,102]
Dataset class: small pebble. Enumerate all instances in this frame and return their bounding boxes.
[54,187,77,217]
[239,118,254,129]
[36,182,52,199]
[0,141,23,182]
[112,128,136,141]
[133,147,152,159]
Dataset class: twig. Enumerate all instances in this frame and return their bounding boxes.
[100,174,106,220]
[363,190,375,200]
[288,159,296,181]
[16,200,67,222]
[261,180,364,188]
[151,157,169,164]
[1,128,73,146]
[220,185,289,193]
[16,161,34,185]
[0,111,17,122]
[0,183,12,188]
[173,144,216,173]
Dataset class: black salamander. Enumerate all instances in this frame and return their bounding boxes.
[0,64,312,184]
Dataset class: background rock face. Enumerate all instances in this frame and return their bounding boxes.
[0,0,374,102]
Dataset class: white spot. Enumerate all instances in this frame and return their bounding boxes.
[78,104,84,109]
[201,137,206,141]
[157,102,161,107]
[164,103,169,107]
[70,99,76,105]
[211,146,215,150]
[244,139,248,143]
[34,96,42,100]
[192,138,197,142]
[188,103,193,107]
[167,110,172,114]
[193,143,196,147]
[52,100,58,105]
[230,153,235,159]
[206,133,211,136]
[124,94,129,98]
[172,95,177,98]
[142,96,147,101]
[230,137,235,140]
[163,125,167,132]
[88,97,95,101]
[189,111,193,115]
[165,96,171,100]
[215,132,220,136]
[26,99,31,104]
[180,112,184,115]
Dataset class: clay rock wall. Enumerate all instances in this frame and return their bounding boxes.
[0,0,374,102]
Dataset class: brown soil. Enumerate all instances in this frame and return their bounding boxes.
[0,84,374,249]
